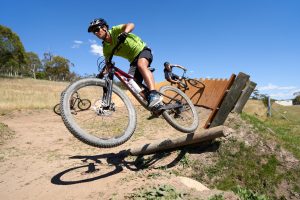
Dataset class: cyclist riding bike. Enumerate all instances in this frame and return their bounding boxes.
[164,62,187,84]
[88,18,162,108]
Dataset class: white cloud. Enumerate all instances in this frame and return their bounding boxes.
[269,92,294,99]
[90,44,103,56]
[74,40,83,44]
[89,39,97,44]
[258,83,296,91]
[257,83,300,100]
[71,40,83,48]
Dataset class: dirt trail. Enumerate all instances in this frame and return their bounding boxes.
[0,108,235,200]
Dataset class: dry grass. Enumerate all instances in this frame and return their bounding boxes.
[243,99,267,119]
[0,77,68,112]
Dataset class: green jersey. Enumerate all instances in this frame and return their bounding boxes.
[102,25,146,63]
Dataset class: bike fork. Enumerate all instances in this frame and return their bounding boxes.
[102,70,114,107]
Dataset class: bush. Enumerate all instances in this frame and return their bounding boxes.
[35,72,47,80]
[293,95,300,105]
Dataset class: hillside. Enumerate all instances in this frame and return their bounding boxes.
[0,78,300,200]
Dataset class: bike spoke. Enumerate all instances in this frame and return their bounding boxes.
[67,86,131,140]
[160,86,198,131]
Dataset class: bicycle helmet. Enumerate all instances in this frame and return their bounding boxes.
[88,18,109,32]
[164,62,170,68]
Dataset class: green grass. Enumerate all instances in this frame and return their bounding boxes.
[241,112,300,160]
[188,110,300,199]
[202,140,283,198]
[126,184,187,199]
[208,194,224,200]
[190,138,300,199]
[233,186,269,200]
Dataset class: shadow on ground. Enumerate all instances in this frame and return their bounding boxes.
[51,141,221,185]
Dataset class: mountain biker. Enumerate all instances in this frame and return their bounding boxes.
[88,18,162,108]
[163,62,187,84]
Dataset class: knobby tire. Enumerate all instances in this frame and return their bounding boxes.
[60,78,137,148]
[159,85,199,133]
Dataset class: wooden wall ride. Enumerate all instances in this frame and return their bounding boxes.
[156,72,256,129]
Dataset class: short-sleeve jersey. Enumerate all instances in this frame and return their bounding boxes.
[102,25,146,63]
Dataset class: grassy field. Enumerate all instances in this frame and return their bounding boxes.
[0,77,68,114]
[243,100,300,160]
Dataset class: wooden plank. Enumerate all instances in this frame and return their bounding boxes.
[204,74,236,128]
[233,81,257,113]
[128,126,229,156]
[210,72,250,128]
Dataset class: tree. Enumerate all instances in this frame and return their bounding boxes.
[43,55,74,81]
[250,89,271,107]
[25,52,42,79]
[0,25,26,76]
[293,95,300,105]
[293,92,300,97]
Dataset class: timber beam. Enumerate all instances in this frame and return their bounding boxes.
[128,125,230,156]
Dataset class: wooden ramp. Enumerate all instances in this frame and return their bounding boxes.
[128,126,229,156]
[157,72,256,129]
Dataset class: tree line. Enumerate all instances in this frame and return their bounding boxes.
[0,25,77,81]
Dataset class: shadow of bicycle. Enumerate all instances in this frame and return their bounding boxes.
[51,141,221,185]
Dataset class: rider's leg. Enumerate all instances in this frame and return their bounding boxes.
[136,59,162,108]
[137,58,155,90]
[128,47,162,107]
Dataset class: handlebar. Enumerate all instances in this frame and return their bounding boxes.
[181,70,187,79]
[97,40,122,79]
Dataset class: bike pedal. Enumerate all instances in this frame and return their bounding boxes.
[150,104,164,116]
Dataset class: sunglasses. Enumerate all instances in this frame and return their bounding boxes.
[93,26,102,34]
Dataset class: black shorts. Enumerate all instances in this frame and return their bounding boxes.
[129,47,153,84]
[171,74,180,80]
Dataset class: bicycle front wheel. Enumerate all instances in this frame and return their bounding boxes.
[159,85,199,133]
[60,78,137,148]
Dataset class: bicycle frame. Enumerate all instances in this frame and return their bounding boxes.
[69,92,79,109]
[101,64,149,109]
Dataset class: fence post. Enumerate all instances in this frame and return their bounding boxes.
[233,81,257,113]
[267,96,272,117]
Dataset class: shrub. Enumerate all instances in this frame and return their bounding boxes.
[292,95,300,105]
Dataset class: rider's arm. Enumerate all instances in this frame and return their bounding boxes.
[120,23,135,33]
[172,64,187,71]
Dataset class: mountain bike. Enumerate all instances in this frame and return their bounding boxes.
[171,70,204,90]
[53,92,91,115]
[60,41,199,148]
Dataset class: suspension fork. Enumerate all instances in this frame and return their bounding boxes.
[102,69,115,107]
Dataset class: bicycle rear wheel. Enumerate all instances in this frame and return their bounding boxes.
[78,99,91,110]
[159,85,199,133]
[188,79,204,88]
[60,78,137,148]
[53,103,61,115]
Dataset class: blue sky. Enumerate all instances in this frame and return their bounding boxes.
[1,0,300,100]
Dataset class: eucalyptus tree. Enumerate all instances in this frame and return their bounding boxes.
[0,25,26,76]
